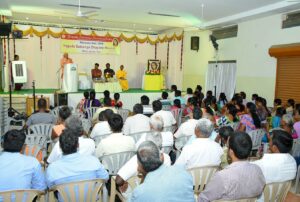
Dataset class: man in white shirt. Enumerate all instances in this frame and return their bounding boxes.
[175,118,223,169]
[95,114,135,158]
[174,107,202,138]
[90,109,113,138]
[116,130,171,190]
[253,129,297,184]
[47,116,95,164]
[151,100,176,128]
[141,95,153,115]
[123,104,150,135]
[92,97,117,124]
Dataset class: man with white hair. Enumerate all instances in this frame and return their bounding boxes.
[175,118,223,169]
[128,141,194,202]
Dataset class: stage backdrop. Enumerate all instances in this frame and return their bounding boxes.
[9,26,183,90]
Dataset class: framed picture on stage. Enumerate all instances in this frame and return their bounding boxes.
[147,59,161,75]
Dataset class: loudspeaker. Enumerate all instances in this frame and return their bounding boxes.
[12,30,23,39]
[54,92,68,107]
[0,23,12,36]
[191,36,199,51]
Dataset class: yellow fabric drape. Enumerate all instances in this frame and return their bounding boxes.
[13,25,183,44]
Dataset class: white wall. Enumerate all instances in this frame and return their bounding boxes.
[183,14,300,104]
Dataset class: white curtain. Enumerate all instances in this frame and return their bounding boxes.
[205,62,237,100]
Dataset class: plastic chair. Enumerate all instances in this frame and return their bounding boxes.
[24,134,48,159]
[81,118,92,135]
[127,131,153,143]
[291,139,300,158]
[171,108,183,126]
[49,179,105,202]
[110,175,141,202]
[99,151,136,175]
[295,165,300,194]
[117,109,130,123]
[263,180,292,202]
[93,133,112,146]
[188,166,219,199]
[163,125,177,133]
[28,124,54,139]
[0,189,44,202]
[50,107,59,118]
[248,129,265,151]
[85,107,99,121]
[25,134,47,147]
[174,136,191,151]
[213,198,257,202]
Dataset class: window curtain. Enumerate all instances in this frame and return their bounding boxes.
[205,62,237,100]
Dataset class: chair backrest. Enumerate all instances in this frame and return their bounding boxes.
[213,198,257,202]
[163,125,177,133]
[263,180,292,202]
[0,189,43,202]
[295,165,300,194]
[50,107,59,118]
[174,136,191,151]
[22,144,43,160]
[171,108,183,126]
[93,133,112,146]
[291,139,300,157]
[127,131,153,143]
[85,107,98,120]
[188,166,219,195]
[81,118,92,134]
[25,134,47,148]
[117,109,130,122]
[99,151,136,175]
[248,129,265,150]
[28,124,54,141]
[50,179,105,202]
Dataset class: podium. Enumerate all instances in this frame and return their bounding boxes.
[62,64,78,93]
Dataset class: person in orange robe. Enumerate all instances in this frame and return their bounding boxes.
[60,53,73,79]
[91,63,102,80]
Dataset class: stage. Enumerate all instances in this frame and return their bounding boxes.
[0,88,165,114]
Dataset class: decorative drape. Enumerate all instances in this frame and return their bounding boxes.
[206,62,237,100]
[13,24,183,44]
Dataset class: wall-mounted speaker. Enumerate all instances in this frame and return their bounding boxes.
[0,23,12,36]
[191,36,200,51]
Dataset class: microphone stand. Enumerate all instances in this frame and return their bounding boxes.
[32,80,36,112]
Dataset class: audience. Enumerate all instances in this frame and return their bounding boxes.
[238,102,261,132]
[0,130,46,191]
[77,91,89,113]
[51,106,72,141]
[47,116,95,163]
[198,132,265,202]
[174,90,185,105]
[218,92,228,110]
[184,88,193,103]
[152,100,176,128]
[252,93,258,103]
[171,99,181,111]
[240,91,248,106]
[160,91,172,106]
[112,93,123,108]
[216,126,234,169]
[281,114,298,139]
[90,109,114,139]
[183,97,195,116]
[95,114,135,157]
[175,118,223,169]
[25,98,56,128]
[272,98,282,116]
[286,98,295,115]
[100,90,111,105]
[92,96,117,124]
[123,104,150,135]
[129,141,194,202]
[88,90,101,107]
[294,104,300,137]
[216,103,238,127]
[46,129,108,188]
[141,95,153,115]
[272,107,285,129]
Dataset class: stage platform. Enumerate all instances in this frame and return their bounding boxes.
[0,88,166,114]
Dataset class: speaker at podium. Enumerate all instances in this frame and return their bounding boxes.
[62,64,78,93]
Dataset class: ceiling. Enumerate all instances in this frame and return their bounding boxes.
[1,0,300,33]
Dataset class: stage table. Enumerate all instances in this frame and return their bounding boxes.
[143,75,164,90]
[93,81,122,93]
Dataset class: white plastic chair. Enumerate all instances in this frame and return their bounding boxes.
[0,189,44,202]
[163,125,177,133]
[49,179,105,202]
[99,151,136,175]
[50,107,59,118]
[81,118,92,135]
[127,131,153,143]
[171,108,183,126]
[93,133,112,146]
[291,139,300,158]
[25,134,48,158]
[28,124,54,142]
[263,180,292,202]
[85,107,99,121]
[117,109,130,122]
[248,129,265,150]
[295,165,300,194]
[174,136,191,151]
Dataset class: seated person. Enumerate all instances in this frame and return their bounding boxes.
[116,65,129,91]
[174,90,185,105]
[281,114,298,139]
[199,131,265,201]
[151,100,176,128]
[0,130,46,191]
[95,114,135,157]
[47,116,95,163]
[25,98,56,128]
[286,98,295,115]
[141,95,153,115]
[215,126,234,169]
[159,91,172,106]
[136,115,173,149]
[100,90,111,105]
[216,103,239,127]
[171,99,181,111]
[51,106,72,141]
[116,131,171,193]
[253,129,297,202]
[111,93,123,108]
[123,104,150,135]
[46,129,109,188]
[294,104,300,137]
[90,109,114,139]
[76,91,89,113]
[103,63,115,78]
[174,107,202,138]
[184,88,193,103]
[175,118,223,169]
[272,98,282,116]
[91,63,102,80]
[272,107,286,129]
[93,97,117,125]
[88,90,101,108]
[128,141,194,202]
[183,97,196,116]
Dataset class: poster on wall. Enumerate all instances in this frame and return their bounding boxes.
[61,34,120,55]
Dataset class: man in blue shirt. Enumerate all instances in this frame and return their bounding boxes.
[0,130,46,191]
[174,90,186,105]
[46,129,109,188]
[129,141,194,202]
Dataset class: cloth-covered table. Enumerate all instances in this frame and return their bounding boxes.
[93,81,122,93]
[143,75,164,90]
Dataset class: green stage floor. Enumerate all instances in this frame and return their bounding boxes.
[0,88,166,95]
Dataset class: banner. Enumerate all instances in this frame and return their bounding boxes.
[61,34,120,55]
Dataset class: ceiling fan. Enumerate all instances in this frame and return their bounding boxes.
[57,0,101,19]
